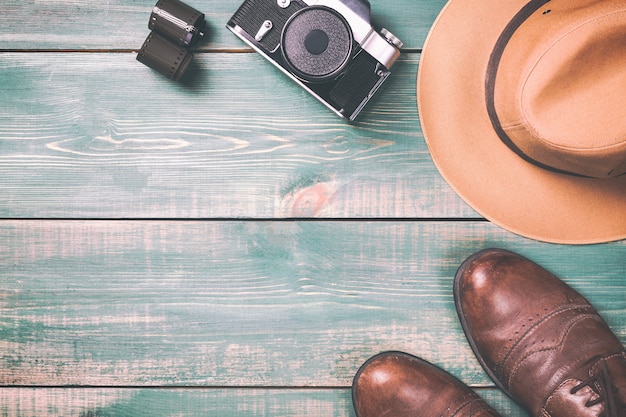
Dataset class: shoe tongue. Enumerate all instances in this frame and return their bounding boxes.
[544,379,604,417]
[604,356,626,417]
[542,356,626,417]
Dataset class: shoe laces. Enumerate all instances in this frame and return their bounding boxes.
[570,360,623,417]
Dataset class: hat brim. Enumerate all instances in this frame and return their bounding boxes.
[417,0,626,244]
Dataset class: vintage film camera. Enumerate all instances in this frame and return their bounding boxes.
[227,0,403,121]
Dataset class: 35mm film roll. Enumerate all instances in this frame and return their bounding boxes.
[137,0,206,81]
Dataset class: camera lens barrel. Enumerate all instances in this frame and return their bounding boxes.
[137,0,206,81]
[281,7,353,82]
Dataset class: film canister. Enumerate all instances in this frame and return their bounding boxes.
[136,0,206,81]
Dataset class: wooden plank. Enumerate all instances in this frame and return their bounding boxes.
[0,0,444,50]
[2,220,624,387]
[0,387,525,417]
[0,52,476,219]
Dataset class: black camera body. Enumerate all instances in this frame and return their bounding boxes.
[227,0,403,121]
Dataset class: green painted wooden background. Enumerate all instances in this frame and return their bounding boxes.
[1,1,624,416]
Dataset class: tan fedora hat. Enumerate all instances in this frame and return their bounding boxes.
[417,0,626,244]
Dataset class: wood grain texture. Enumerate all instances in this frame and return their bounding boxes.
[0,52,477,219]
[0,0,442,50]
[2,220,624,387]
[2,0,625,415]
[0,388,525,417]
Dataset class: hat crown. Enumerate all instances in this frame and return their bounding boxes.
[494,1,626,178]
[418,0,626,243]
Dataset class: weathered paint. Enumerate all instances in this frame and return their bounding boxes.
[0,1,624,416]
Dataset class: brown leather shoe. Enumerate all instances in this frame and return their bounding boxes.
[352,351,501,417]
[454,249,626,417]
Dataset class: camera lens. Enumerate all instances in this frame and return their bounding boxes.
[281,7,353,81]
[149,0,206,47]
